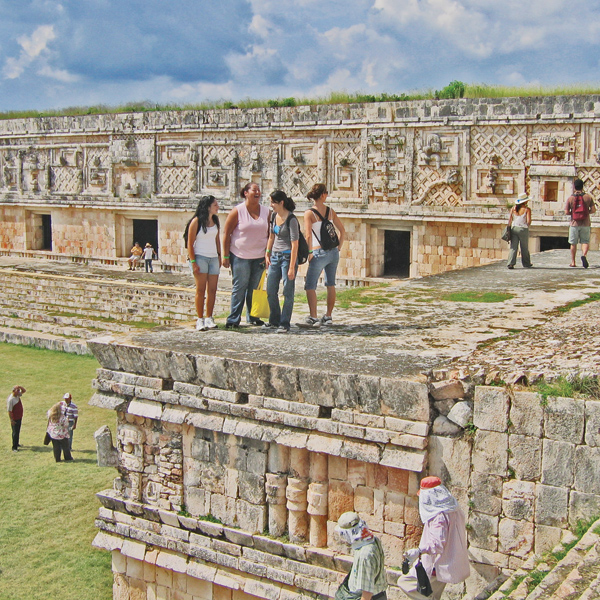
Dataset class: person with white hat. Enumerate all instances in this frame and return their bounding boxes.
[398,477,470,600]
[506,193,533,269]
[334,512,387,600]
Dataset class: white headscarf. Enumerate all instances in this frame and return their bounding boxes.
[336,514,374,550]
[419,484,459,523]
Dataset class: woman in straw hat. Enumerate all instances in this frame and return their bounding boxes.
[507,193,533,269]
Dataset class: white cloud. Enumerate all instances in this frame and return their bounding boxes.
[37,65,79,83]
[3,24,56,79]
[249,14,278,39]
[168,80,235,102]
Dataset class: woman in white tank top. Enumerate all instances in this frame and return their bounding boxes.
[185,196,221,330]
[507,193,532,269]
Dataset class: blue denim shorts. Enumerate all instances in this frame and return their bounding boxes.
[304,248,339,290]
[190,254,220,275]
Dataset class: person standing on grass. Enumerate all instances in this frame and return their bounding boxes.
[46,401,73,462]
[63,393,78,450]
[565,178,596,268]
[303,183,345,327]
[7,385,26,452]
[185,195,222,331]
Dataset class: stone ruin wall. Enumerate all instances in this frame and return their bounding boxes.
[2,96,600,278]
[88,337,600,600]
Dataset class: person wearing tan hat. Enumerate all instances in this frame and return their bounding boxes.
[506,193,533,269]
[334,512,387,600]
[398,477,469,599]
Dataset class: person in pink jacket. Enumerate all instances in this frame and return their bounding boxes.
[398,476,470,599]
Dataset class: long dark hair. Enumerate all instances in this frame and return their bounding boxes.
[183,195,219,244]
[307,183,328,201]
[270,190,296,212]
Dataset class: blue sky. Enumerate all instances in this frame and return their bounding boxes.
[1,0,600,111]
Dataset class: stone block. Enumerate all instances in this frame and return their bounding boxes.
[472,430,507,476]
[298,369,336,407]
[380,378,430,422]
[193,355,230,389]
[432,415,462,436]
[384,491,405,522]
[354,486,374,514]
[384,417,429,437]
[162,406,189,425]
[328,455,347,481]
[128,399,163,421]
[447,402,473,427]
[264,364,301,401]
[341,440,381,464]
[238,472,265,505]
[380,446,425,472]
[434,399,455,416]
[509,435,541,481]
[510,392,543,437]
[468,512,498,551]
[236,500,267,534]
[544,396,584,443]
[473,386,509,432]
[498,518,534,558]
[573,446,600,494]
[112,549,127,573]
[187,577,213,599]
[427,435,472,488]
[156,550,188,573]
[202,387,241,403]
[470,472,502,516]
[94,425,118,467]
[502,480,535,521]
[169,352,198,383]
[430,379,465,401]
[541,439,575,487]
[535,524,563,555]
[568,491,600,527]
[535,484,568,527]
[328,479,354,521]
[585,399,600,447]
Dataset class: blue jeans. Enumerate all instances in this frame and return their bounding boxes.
[304,247,340,290]
[267,252,297,329]
[227,254,265,325]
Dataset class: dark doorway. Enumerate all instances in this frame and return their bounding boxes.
[540,236,570,251]
[384,230,411,277]
[41,214,52,250]
[133,219,159,255]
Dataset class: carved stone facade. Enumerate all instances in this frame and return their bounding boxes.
[1,96,599,277]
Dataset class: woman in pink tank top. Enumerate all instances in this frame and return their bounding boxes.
[222,183,269,327]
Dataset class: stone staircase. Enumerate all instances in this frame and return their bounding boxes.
[480,518,600,600]
[0,265,231,354]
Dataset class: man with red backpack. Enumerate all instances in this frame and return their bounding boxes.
[565,178,595,268]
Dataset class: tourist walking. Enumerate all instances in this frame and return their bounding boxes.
[222,183,269,328]
[264,190,299,333]
[127,242,143,270]
[185,196,222,331]
[142,243,156,273]
[63,392,78,450]
[507,193,532,269]
[7,385,26,452]
[46,401,73,462]
[565,178,596,268]
[398,476,469,600]
[334,512,387,600]
[303,183,345,326]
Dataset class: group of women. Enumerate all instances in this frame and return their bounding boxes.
[185,183,345,333]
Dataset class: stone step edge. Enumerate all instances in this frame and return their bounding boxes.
[0,326,90,355]
[0,309,136,332]
[486,518,600,600]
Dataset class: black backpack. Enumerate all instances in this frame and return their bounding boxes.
[271,213,309,265]
[310,207,340,250]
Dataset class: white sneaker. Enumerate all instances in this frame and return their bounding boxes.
[204,316,217,329]
[196,318,207,331]
[321,315,333,326]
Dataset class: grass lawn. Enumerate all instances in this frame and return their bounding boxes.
[0,343,115,600]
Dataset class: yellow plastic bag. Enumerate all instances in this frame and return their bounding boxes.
[250,270,270,319]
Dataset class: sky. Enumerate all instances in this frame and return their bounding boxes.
[1,0,600,112]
